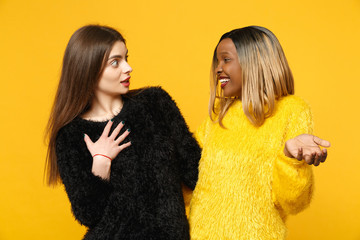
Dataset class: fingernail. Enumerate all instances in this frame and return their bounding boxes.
[121,121,125,124]
[83,134,85,137]
[111,118,114,122]
[127,128,131,132]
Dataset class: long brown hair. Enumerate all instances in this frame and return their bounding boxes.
[209,26,294,127]
[45,25,125,186]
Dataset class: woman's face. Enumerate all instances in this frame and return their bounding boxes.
[96,41,132,97]
[215,38,242,98]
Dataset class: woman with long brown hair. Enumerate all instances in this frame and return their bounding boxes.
[45,25,201,239]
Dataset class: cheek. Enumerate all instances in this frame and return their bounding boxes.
[233,65,242,82]
[103,70,121,81]
[227,65,240,80]
[236,70,242,83]
[114,69,123,78]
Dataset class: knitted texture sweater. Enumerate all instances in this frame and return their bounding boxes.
[189,95,314,240]
[55,87,201,240]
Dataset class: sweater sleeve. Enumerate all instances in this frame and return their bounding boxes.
[153,87,201,190]
[56,126,113,227]
[272,103,314,216]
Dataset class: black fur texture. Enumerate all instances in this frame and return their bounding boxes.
[56,87,201,239]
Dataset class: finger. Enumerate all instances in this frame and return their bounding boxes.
[118,141,132,151]
[313,153,320,166]
[101,120,114,137]
[313,136,331,148]
[320,148,327,162]
[84,134,94,147]
[314,149,322,159]
[115,129,131,145]
[296,147,303,161]
[110,121,125,140]
[311,152,317,165]
[316,150,324,164]
[304,154,314,165]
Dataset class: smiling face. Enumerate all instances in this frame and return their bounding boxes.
[95,41,133,97]
[215,38,243,98]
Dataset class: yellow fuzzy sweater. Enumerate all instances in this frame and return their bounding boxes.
[189,95,314,240]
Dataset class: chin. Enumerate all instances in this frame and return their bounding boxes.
[223,90,234,98]
[223,91,241,98]
[119,88,130,95]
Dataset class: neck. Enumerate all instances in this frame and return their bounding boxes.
[83,93,124,121]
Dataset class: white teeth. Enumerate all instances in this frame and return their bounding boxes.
[219,79,230,83]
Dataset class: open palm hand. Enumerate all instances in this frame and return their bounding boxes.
[284,134,331,166]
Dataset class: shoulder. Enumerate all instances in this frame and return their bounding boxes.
[141,86,173,100]
[276,95,311,113]
[201,115,213,130]
[274,95,313,126]
[126,86,171,98]
[128,86,176,106]
[195,116,212,141]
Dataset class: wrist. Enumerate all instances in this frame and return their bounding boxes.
[92,154,112,180]
[283,145,294,158]
[92,156,111,169]
[92,154,112,161]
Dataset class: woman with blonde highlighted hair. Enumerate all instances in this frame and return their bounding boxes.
[189,26,331,239]
[209,26,294,127]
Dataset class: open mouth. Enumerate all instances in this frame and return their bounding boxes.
[219,78,229,88]
[121,77,130,87]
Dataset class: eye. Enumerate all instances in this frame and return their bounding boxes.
[224,58,231,63]
[110,59,119,67]
[125,55,129,61]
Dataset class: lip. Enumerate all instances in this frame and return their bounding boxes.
[220,81,229,88]
[121,76,131,82]
[219,76,230,88]
[120,76,131,87]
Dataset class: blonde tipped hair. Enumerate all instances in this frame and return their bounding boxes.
[209,26,294,127]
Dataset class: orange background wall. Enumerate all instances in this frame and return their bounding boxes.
[0,0,359,239]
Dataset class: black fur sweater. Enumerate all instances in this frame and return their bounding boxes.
[56,87,201,240]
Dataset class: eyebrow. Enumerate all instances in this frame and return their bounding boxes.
[108,55,125,60]
[218,51,231,55]
[108,55,122,60]
[108,50,128,60]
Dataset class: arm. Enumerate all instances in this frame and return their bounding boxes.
[182,118,209,215]
[272,105,314,215]
[56,120,131,227]
[154,87,202,190]
[56,126,113,227]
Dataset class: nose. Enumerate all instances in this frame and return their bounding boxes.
[215,62,222,75]
[124,61,133,74]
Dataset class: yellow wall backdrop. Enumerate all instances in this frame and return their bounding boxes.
[0,0,359,239]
